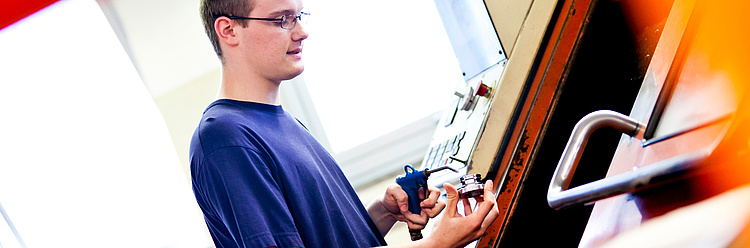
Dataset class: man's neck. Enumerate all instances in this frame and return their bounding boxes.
[217,64,281,105]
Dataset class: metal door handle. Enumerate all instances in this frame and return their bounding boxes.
[547,110,642,209]
[547,110,710,209]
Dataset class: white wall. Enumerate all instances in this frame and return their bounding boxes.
[0,0,212,247]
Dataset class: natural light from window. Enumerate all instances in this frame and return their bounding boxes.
[0,0,211,247]
[300,0,464,153]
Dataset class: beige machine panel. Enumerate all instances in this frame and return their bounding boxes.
[485,0,534,56]
[469,0,559,177]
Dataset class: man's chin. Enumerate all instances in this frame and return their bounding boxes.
[280,67,304,81]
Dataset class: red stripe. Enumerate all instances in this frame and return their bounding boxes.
[0,0,60,30]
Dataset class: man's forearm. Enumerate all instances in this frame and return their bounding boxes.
[367,197,398,236]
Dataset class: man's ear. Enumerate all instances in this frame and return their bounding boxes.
[215,17,240,46]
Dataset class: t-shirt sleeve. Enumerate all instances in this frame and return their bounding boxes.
[195,146,304,248]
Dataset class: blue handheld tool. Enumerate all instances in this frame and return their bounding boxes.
[396,164,458,240]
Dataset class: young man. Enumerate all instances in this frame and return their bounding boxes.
[190,0,499,247]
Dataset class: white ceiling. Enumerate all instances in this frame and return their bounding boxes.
[102,0,219,98]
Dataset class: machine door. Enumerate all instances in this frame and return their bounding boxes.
[477,0,674,246]
[544,0,750,246]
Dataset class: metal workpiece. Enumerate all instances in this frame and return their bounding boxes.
[547,110,644,209]
[458,174,485,198]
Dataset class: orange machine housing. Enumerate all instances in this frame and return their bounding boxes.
[475,0,750,247]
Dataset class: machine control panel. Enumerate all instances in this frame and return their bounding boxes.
[421,61,507,187]
[421,0,509,187]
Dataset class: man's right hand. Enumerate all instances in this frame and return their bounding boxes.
[424,180,499,248]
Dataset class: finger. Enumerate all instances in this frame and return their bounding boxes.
[443,183,459,215]
[406,219,426,230]
[462,198,472,216]
[483,180,496,201]
[403,211,428,228]
[388,185,410,213]
[423,199,446,218]
[469,180,497,219]
[481,203,500,231]
[480,180,499,229]
[420,186,441,208]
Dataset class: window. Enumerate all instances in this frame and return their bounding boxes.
[300,0,463,154]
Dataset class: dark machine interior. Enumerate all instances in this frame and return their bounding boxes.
[495,0,672,246]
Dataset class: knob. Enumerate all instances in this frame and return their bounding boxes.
[476,83,491,97]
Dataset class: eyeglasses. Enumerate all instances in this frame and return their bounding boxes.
[215,12,310,30]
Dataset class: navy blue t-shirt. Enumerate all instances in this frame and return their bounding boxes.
[190,99,386,248]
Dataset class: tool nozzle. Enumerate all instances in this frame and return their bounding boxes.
[424,166,458,177]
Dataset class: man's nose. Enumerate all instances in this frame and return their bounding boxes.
[292,21,309,41]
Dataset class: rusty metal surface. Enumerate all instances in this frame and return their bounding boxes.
[475,0,594,246]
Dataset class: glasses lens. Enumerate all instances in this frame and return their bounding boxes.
[279,15,293,29]
[280,13,310,29]
[299,13,309,26]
